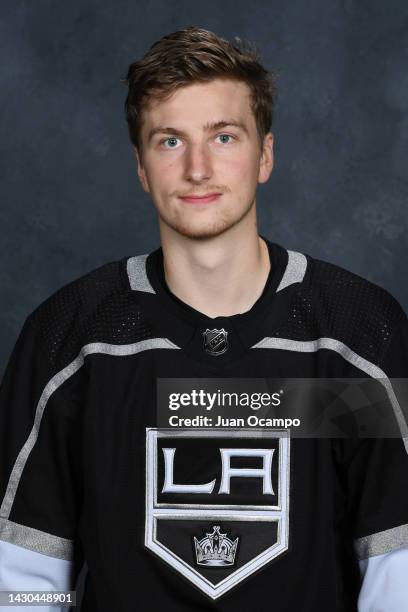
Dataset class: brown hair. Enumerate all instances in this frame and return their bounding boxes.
[123,26,278,161]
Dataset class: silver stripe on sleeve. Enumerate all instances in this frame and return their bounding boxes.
[0,337,180,552]
[354,523,408,560]
[0,518,74,561]
[276,250,308,292]
[251,336,408,453]
[127,254,156,293]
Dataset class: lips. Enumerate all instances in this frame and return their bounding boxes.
[179,193,221,204]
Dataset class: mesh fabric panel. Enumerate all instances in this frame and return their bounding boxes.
[28,259,153,376]
[273,256,405,367]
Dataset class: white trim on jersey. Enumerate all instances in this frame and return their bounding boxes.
[0,539,73,611]
[358,547,408,612]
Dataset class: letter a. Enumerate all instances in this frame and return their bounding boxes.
[218,448,275,494]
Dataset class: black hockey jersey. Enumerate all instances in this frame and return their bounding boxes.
[1,236,408,611]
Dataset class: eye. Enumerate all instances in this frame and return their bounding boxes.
[161,137,181,149]
[216,134,235,144]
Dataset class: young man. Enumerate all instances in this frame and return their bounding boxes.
[1,26,408,611]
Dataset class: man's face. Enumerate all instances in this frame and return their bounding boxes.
[135,78,274,240]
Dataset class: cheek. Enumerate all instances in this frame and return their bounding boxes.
[220,155,258,183]
[145,158,180,192]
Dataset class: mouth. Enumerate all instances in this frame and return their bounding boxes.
[179,193,222,204]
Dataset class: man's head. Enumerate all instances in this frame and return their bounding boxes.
[123,27,277,241]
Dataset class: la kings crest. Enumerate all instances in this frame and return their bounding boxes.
[145,428,290,599]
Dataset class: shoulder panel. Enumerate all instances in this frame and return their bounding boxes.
[273,253,405,366]
[28,258,154,376]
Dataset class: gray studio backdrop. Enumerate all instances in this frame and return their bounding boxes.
[1,0,408,380]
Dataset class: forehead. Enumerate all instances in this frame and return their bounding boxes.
[141,78,255,132]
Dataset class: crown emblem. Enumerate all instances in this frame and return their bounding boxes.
[193,525,239,566]
[203,328,228,355]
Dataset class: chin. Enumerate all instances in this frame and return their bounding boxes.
[159,204,254,241]
[163,215,241,241]
[171,224,232,241]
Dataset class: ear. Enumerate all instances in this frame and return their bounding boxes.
[134,147,150,193]
[258,132,274,184]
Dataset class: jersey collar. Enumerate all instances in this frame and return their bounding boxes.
[126,236,308,368]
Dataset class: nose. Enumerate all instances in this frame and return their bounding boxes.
[183,141,212,183]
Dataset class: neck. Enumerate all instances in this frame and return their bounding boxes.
[159,222,271,319]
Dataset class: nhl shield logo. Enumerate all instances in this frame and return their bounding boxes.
[145,428,290,599]
[203,328,228,355]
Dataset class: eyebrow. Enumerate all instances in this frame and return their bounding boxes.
[147,120,249,143]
